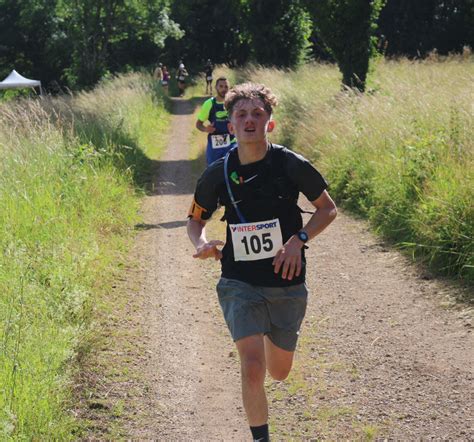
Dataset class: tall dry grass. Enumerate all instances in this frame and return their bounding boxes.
[0,73,170,438]
[221,58,474,283]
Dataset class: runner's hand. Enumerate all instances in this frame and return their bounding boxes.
[206,123,216,133]
[193,240,224,260]
[272,237,303,280]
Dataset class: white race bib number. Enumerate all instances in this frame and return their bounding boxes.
[206,76,213,81]
[178,76,185,81]
[230,219,283,261]
[211,134,231,149]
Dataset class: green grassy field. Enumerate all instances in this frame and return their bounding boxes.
[0,73,170,439]
[218,57,473,285]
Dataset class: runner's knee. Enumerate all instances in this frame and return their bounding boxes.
[241,357,266,387]
[267,365,291,381]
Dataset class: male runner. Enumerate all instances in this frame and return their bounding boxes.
[187,82,337,441]
[176,63,188,97]
[196,77,236,165]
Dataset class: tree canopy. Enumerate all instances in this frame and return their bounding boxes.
[0,0,472,90]
[308,0,386,91]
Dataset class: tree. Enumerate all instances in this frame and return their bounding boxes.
[308,0,386,91]
[0,0,183,89]
[0,0,70,86]
[57,0,183,87]
[378,0,474,57]
[168,0,250,70]
[168,0,312,70]
[244,0,312,67]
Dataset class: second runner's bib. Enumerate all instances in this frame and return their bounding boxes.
[211,134,231,149]
[230,218,283,261]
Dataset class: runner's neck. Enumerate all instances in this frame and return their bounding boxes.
[237,142,269,165]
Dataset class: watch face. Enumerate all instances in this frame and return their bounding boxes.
[298,231,309,242]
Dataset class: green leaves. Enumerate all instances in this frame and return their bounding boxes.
[308,0,386,91]
[57,0,183,87]
[0,0,183,89]
[246,0,313,67]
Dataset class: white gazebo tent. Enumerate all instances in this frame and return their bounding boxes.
[0,70,43,95]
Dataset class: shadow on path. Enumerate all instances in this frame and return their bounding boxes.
[167,96,208,115]
[138,95,208,196]
[142,156,205,196]
[134,220,188,230]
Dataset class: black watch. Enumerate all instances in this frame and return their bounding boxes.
[296,230,309,243]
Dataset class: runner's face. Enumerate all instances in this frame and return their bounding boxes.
[228,98,274,144]
[216,81,229,99]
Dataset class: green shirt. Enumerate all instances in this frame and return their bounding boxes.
[197,97,227,122]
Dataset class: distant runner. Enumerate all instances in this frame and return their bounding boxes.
[205,59,214,95]
[196,77,236,165]
[176,63,189,97]
[187,83,337,441]
[161,65,170,94]
[153,62,163,85]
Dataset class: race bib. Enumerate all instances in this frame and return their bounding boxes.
[206,76,213,81]
[230,219,283,261]
[211,134,231,149]
[178,76,185,81]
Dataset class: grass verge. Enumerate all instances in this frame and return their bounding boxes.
[226,58,473,288]
[0,73,170,439]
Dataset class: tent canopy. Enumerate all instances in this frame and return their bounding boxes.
[0,70,42,90]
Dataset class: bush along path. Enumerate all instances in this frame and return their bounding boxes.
[84,97,473,440]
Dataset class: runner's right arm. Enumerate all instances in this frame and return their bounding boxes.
[195,98,216,133]
[187,218,223,260]
[187,164,223,260]
[196,121,215,133]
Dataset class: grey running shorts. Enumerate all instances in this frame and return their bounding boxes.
[216,277,308,352]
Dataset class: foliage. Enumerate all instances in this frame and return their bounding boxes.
[237,58,474,283]
[168,0,250,69]
[307,0,386,91]
[0,0,71,85]
[1,0,473,90]
[57,0,183,87]
[378,0,474,57]
[244,0,313,67]
[0,0,182,88]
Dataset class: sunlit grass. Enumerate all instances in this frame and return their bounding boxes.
[0,73,170,438]
[231,58,473,284]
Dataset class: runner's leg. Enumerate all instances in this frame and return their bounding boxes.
[264,335,294,381]
[235,334,268,426]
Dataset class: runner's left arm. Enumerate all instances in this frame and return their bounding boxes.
[272,150,337,280]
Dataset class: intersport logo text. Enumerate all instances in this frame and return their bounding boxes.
[230,221,277,233]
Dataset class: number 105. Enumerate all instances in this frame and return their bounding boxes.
[241,233,273,255]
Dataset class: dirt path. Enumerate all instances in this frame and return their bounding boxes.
[123,98,248,440]
[269,202,473,439]
[96,98,472,440]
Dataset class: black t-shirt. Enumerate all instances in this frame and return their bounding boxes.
[189,144,328,287]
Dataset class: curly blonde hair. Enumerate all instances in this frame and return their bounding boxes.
[224,82,278,116]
